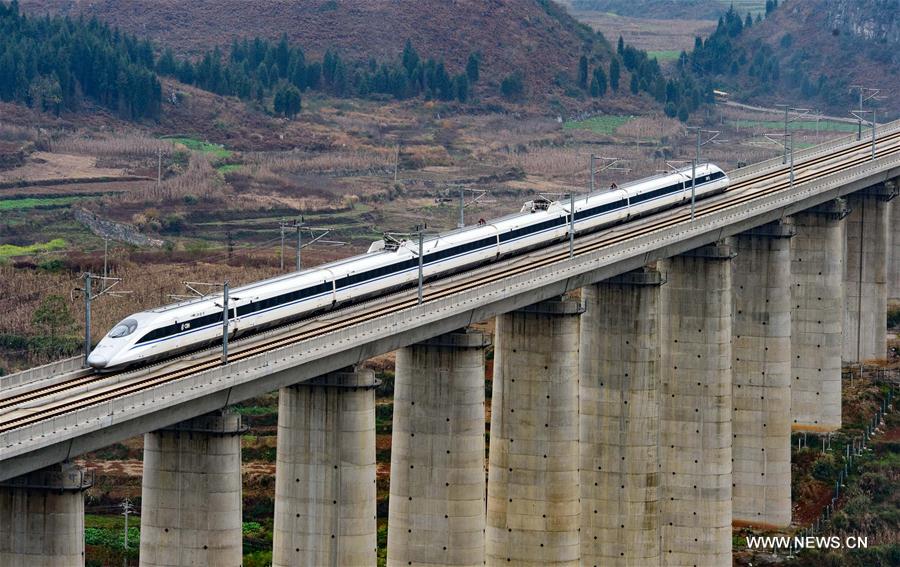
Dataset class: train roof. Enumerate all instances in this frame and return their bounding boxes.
[148,163,726,315]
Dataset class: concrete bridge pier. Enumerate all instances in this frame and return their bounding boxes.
[139,409,245,567]
[890,188,899,303]
[731,221,794,528]
[790,199,848,431]
[579,267,663,566]
[0,462,92,567]
[843,184,897,362]
[659,243,734,566]
[273,367,377,567]
[386,329,490,567]
[486,297,582,566]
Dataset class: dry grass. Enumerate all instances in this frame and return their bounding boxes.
[0,256,282,369]
[615,114,683,140]
[53,134,174,159]
[248,147,395,176]
[508,146,591,183]
[0,123,42,143]
[120,153,222,202]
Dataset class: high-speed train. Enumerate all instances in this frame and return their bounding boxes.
[87,163,728,370]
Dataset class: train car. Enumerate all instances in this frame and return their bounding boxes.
[88,164,728,371]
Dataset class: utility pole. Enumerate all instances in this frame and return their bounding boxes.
[691,158,697,221]
[75,273,130,366]
[686,127,720,166]
[781,104,789,163]
[170,281,236,365]
[416,225,425,305]
[103,237,109,280]
[774,104,808,164]
[278,218,341,272]
[382,227,432,304]
[458,187,465,229]
[684,127,721,222]
[296,221,303,271]
[849,85,880,142]
[157,148,162,195]
[221,281,229,364]
[445,186,491,229]
[83,273,91,364]
[122,497,133,567]
[588,155,630,192]
[279,220,286,271]
[871,108,876,160]
[568,192,575,258]
[789,133,794,187]
[590,154,595,192]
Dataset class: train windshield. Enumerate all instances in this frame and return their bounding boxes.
[109,318,138,338]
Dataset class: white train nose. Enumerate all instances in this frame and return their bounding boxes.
[87,352,108,369]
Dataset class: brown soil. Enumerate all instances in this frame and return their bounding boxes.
[0,152,125,183]
[793,480,833,526]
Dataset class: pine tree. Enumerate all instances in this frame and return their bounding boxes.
[578,55,588,89]
[617,35,624,55]
[402,40,419,75]
[466,52,480,83]
[630,73,639,94]
[273,82,301,117]
[609,58,620,92]
[592,67,607,97]
[500,71,524,101]
[454,74,468,102]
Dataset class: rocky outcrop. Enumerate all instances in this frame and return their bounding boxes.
[73,207,164,248]
[825,0,900,44]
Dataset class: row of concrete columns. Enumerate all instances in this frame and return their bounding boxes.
[1,185,895,566]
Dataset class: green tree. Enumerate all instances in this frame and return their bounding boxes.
[32,294,75,336]
[609,58,620,92]
[402,40,419,75]
[466,52,480,83]
[617,35,624,55]
[500,71,524,101]
[273,82,301,117]
[28,75,62,114]
[592,67,607,97]
[629,73,639,94]
[578,55,588,89]
[454,74,468,102]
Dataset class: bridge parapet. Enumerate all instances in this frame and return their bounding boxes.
[3,138,900,481]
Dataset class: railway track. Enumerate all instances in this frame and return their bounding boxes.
[2,130,899,434]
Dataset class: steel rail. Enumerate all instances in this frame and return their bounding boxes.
[2,132,899,432]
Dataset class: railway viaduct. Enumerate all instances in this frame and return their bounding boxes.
[1,123,899,566]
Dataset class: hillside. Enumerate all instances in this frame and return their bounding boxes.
[20,0,622,107]
[559,0,766,20]
[691,0,900,117]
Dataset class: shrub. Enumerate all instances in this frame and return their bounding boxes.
[812,453,837,481]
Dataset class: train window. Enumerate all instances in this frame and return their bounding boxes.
[109,318,138,338]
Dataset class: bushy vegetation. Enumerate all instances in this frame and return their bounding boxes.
[684,2,849,107]
[161,36,477,110]
[0,238,67,258]
[0,0,161,119]
[617,35,710,122]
